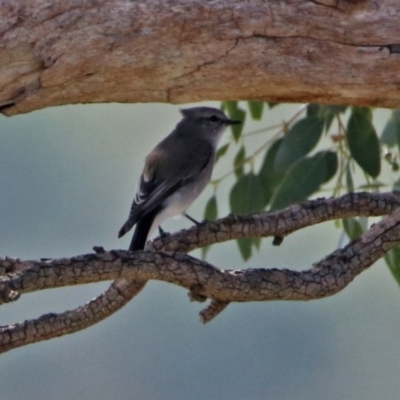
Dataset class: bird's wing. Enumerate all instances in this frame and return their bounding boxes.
[118,140,212,238]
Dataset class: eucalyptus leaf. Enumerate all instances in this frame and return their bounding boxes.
[248,101,264,120]
[237,238,253,261]
[258,138,284,205]
[230,173,265,214]
[343,218,363,240]
[346,107,381,178]
[259,138,283,179]
[216,143,230,162]
[274,117,324,173]
[380,110,400,147]
[270,151,338,211]
[201,245,211,260]
[318,105,347,131]
[321,151,338,182]
[307,104,320,117]
[223,101,246,141]
[319,105,347,116]
[231,108,246,141]
[204,196,218,221]
[253,237,261,250]
[234,146,246,179]
[384,247,400,287]
[223,101,238,116]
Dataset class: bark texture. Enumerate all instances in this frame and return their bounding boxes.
[1,192,400,353]
[1,0,400,115]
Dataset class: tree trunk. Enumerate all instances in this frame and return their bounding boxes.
[1,0,399,116]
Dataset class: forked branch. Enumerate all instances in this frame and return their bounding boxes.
[1,192,400,354]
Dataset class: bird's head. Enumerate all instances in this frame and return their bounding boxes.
[180,107,241,141]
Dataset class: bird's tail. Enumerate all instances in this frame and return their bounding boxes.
[129,207,160,251]
[118,205,141,238]
[118,218,134,239]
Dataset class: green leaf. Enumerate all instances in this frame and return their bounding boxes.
[307,104,320,117]
[346,107,381,178]
[237,238,253,261]
[204,196,218,221]
[274,117,325,173]
[223,101,237,115]
[384,247,400,287]
[223,101,246,141]
[319,105,347,116]
[270,151,338,211]
[229,170,263,261]
[323,105,347,114]
[230,173,265,214]
[253,237,261,250]
[268,102,279,109]
[318,105,347,131]
[201,196,218,259]
[322,151,338,182]
[233,146,246,179]
[259,138,283,179]
[258,139,284,206]
[380,110,400,147]
[342,218,363,240]
[248,101,264,120]
[231,109,246,141]
[216,143,230,162]
[201,245,210,259]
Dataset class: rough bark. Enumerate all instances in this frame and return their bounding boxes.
[1,0,400,116]
[1,192,400,354]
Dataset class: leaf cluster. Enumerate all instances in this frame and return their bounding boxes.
[203,101,400,283]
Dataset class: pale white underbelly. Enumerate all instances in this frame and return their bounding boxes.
[148,173,210,238]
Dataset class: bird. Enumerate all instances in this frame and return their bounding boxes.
[118,106,241,251]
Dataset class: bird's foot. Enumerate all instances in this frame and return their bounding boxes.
[158,226,170,238]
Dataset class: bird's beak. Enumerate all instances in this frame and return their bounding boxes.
[226,119,241,125]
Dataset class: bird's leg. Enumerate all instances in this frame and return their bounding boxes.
[158,226,169,237]
[184,213,205,228]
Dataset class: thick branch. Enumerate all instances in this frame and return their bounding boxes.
[1,192,400,353]
[1,0,400,115]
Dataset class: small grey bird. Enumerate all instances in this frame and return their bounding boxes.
[118,106,241,250]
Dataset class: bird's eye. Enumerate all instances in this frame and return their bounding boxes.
[209,115,219,122]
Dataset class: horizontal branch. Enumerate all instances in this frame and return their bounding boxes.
[149,191,400,252]
[1,192,400,353]
[1,0,400,115]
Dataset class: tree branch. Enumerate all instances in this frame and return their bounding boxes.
[149,191,400,252]
[0,279,146,354]
[1,0,400,116]
[1,192,400,354]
